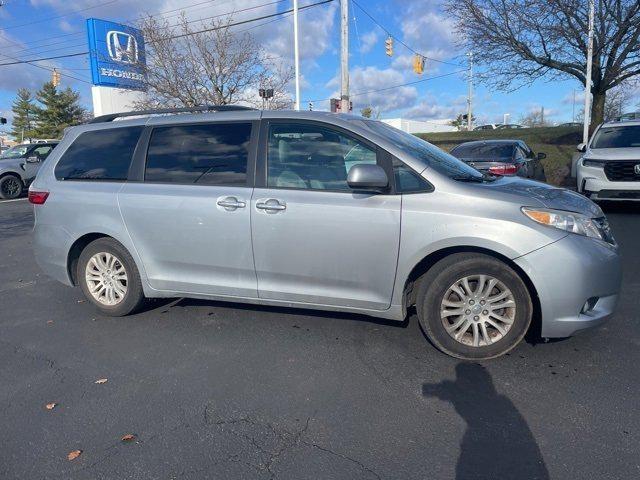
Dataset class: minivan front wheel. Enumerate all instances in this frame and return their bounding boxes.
[416,253,532,360]
[78,238,145,316]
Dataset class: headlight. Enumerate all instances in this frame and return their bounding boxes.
[522,207,607,241]
[582,159,606,167]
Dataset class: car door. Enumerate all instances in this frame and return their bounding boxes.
[23,145,54,180]
[118,120,259,297]
[250,120,401,311]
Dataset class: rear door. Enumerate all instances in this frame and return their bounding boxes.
[118,120,259,297]
[250,120,401,310]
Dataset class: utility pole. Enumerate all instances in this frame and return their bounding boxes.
[572,89,576,122]
[466,52,473,131]
[293,0,301,110]
[340,0,349,113]
[583,0,595,144]
[541,106,545,125]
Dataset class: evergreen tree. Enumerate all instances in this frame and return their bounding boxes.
[10,88,36,142]
[33,82,86,139]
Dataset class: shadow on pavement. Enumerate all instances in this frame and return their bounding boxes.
[422,363,550,480]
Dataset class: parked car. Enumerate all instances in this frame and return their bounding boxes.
[496,124,526,130]
[30,107,620,360]
[0,142,58,199]
[449,140,546,181]
[616,112,640,122]
[473,124,498,131]
[576,119,640,201]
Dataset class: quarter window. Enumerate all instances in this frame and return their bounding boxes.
[393,159,432,193]
[145,123,252,186]
[55,127,143,181]
[267,124,377,191]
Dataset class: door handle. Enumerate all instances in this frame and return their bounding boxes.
[217,196,246,210]
[256,199,286,212]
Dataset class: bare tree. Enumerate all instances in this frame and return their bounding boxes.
[136,14,293,109]
[519,108,551,127]
[444,0,640,130]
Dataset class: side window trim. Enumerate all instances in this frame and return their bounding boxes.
[136,120,259,187]
[256,119,392,193]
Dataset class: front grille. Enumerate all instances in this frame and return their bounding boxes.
[604,161,640,181]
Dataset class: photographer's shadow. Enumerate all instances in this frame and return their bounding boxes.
[423,363,549,480]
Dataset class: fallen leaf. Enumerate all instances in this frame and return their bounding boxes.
[47,320,54,325]
[77,299,85,304]
[94,378,108,384]
[45,402,57,410]
[67,450,82,461]
[121,434,136,442]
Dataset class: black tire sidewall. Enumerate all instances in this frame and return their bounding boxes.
[417,254,532,360]
[77,238,145,316]
[0,175,23,200]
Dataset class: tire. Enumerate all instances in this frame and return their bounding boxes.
[0,174,24,200]
[415,253,532,360]
[77,238,146,316]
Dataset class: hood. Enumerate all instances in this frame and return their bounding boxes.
[476,176,603,217]
[585,147,640,160]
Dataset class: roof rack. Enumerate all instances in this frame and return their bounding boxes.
[89,105,257,124]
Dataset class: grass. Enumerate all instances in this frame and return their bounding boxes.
[416,126,583,186]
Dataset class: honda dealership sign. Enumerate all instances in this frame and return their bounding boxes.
[87,18,146,90]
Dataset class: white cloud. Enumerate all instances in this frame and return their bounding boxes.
[327,65,418,113]
[359,29,379,54]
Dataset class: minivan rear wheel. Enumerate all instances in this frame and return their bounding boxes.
[0,174,24,200]
[78,238,145,316]
[415,253,532,360]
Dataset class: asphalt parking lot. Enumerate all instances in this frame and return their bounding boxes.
[1,197,639,480]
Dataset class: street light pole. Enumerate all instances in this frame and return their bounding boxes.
[340,0,349,113]
[583,0,594,144]
[293,0,301,111]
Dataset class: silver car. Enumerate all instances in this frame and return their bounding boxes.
[576,120,640,201]
[0,142,58,199]
[30,107,621,359]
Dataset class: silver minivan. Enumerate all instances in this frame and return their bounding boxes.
[30,107,621,359]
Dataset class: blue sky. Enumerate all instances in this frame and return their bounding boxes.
[0,0,588,130]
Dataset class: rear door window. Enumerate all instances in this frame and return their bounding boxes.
[144,123,252,186]
[55,127,143,180]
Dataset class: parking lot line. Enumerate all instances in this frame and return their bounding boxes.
[0,198,28,203]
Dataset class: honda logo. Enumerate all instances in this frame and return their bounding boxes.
[106,31,138,64]
[635,164,640,175]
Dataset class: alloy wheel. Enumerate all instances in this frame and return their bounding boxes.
[85,252,128,306]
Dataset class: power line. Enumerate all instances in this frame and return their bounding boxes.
[304,70,466,103]
[0,0,334,67]
[0,52,89,67]
[350,0,464,68]
[1,0,121,31]
[161,0,333,41]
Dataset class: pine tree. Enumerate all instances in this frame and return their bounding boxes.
[10,88,36,142]
[33,82,86,139]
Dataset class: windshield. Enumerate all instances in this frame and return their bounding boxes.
[591,125,640,148]
[364,120,484,180]
[0,145,30,159]
[450,143,514,159]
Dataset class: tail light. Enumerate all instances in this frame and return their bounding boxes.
[488,163,519,176]
[28,190,49,205]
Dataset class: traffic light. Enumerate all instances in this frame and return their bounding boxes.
[385,36,393,57]
[413,55,425,74]
[0,117,6,125]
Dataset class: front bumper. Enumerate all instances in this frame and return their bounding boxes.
[578,165,640,201]
[514,234,621,338]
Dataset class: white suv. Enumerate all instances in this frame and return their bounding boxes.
[577,120,640,201]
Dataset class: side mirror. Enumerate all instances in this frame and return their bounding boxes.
[576,143,587,153]
[347,164,389,191]
[26,156,40,163]
[537,152,547,160]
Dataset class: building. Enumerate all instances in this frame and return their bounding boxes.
[381,118,456,134]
